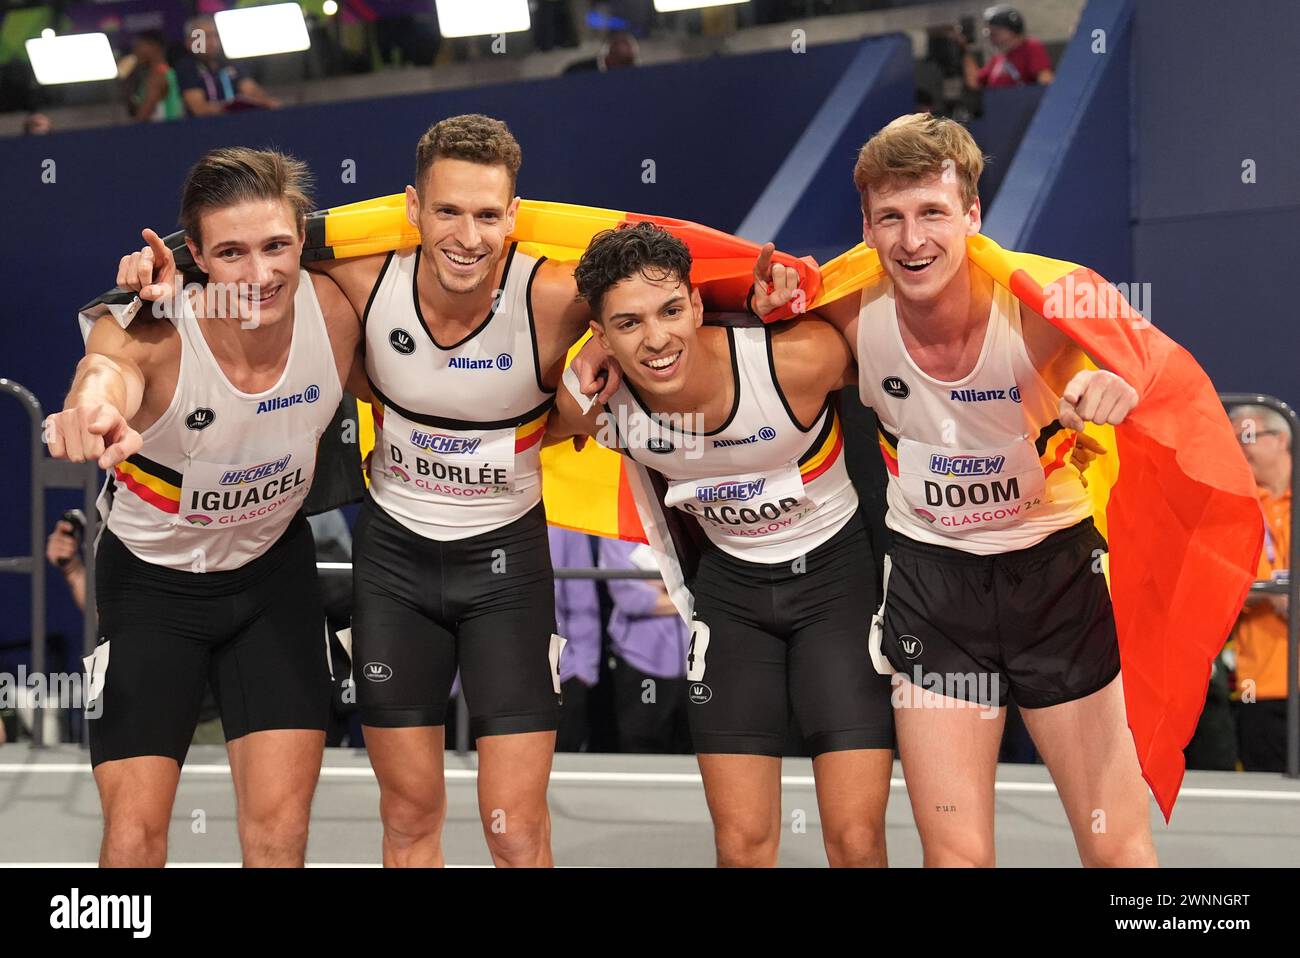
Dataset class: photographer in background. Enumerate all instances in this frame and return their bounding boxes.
[962,5,1054,90]
[46,512,88,611]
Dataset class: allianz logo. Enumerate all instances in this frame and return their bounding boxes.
[713,425,776,448]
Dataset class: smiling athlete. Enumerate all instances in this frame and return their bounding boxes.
[49,147,360,866]
[753,114,1156,867]
[549,223,895,867]
[306,114,602,867]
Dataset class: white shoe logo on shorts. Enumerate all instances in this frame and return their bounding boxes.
[363,662,394,682]
[899,635,924,660]
[688,683,712,704]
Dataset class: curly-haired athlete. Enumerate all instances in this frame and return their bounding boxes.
[549,224,895,867]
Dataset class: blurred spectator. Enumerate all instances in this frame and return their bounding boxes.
[550,528,602,751]
[23,112,52,135]
[375,13,440,68]
[915,87,935,114]
[46,513,87,611]
[963,5,1054,90]
[175,17,280,117]
[1228,404,1293,772]
[923,22,982,121]
[533,0,579,52]
[123,30,184,123]
[564,30,640,75]
[599,539,691,754]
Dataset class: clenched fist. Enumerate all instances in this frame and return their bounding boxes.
[45,403,142,470]
[1059,370,1138,432]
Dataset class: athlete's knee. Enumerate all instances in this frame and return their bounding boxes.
[922,832,996,868]
[101,814,169,866]
[1080,829,1157,868]
[714,818,781,868]
[239,804,312,864]
[482,808,550,865]
[823,819,887,867]
[380,789,447,847]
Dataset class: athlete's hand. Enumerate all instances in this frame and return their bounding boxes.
[117,228,178,303]
[1059,370,1138,433]
[571,336,623,405]
[750,243,803,319]
[45,403,142,470]
[1069,432,1108,488]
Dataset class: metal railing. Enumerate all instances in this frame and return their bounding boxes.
[1220,393,1299,778]
[0,380,99,748]
[10,386,1289,777]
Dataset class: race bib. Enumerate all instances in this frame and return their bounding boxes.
[896,436,1045,533]
[177,439,315,529]
[379,407,516,501]
[663,463,816,541]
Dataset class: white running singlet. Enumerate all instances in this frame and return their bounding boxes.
[856,279,1091,554]
[599,326,858,564]
[363,244,555,541]
[102,270,342,571]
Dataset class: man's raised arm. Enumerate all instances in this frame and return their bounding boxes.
[48,316,149,469]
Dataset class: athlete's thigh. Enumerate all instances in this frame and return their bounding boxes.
[454,510,560,740]
[93,756,183,827]
[894,690,1005,863]
[363,726,447,808]
[476,730,556,821]
[90,536,214,767]
[226,728,325,819]
[351,500,457,727]
[696,753,783,843]
[212,538,331,741]
[810,747,894,836]
[1020,674,1154,854]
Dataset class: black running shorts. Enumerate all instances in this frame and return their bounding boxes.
[89,512,331,767]
[877,518,1121,710]
[688,513,895,758]
[350,496,561,739]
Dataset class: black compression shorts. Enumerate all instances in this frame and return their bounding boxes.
[89,511,331,767]
[688,512,895,758]
[350,496,561,739]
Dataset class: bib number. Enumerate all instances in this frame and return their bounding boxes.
[896,437,1045,532]
[177,441,315,529]
[663,464,815,541]
[380,407,515,501]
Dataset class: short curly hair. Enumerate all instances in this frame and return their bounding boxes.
[415,114,522,194]
[574,222,693,319]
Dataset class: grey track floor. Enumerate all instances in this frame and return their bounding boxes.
[1,744,1296,867]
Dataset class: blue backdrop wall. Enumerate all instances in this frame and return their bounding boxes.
[0,36,911,655]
